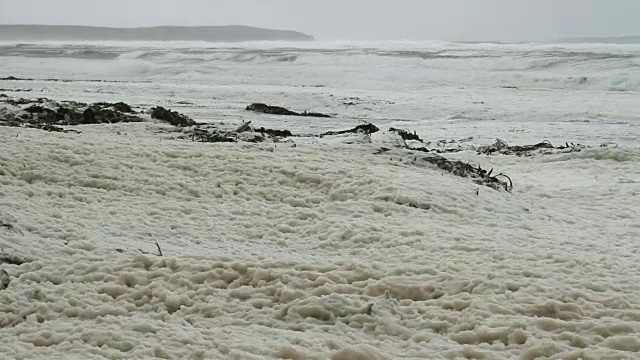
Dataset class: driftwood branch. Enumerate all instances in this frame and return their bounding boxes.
[155,242,163,257]
[494,174,513,192]
[235,121,252,133]
[139,241,163,257]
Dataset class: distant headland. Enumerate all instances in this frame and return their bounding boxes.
[0,24,315,42]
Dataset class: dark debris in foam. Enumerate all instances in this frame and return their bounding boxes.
[423,155,513,192]
[0,75,149,84]
[376,129,614,192]
[374,147,513,192]
[0,96,144,132]
[0,253,30,266]
[0,88,33,92]
[178,121,296,144]
[476,139,590,157]
[2,95,613,193]
[320,122,380,137]
[246,103,332,118]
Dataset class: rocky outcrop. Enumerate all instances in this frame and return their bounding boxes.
[94,102,134,113]
[246,103,332,118]
[151,107,196,127]
[0,97,144,132]
[246,103,298,116]
[2,99,141,129]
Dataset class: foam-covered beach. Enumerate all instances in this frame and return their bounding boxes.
[1,40,640,359]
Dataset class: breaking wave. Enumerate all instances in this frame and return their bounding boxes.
[1,41,639,91]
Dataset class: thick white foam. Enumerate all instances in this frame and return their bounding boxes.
[0,123,638,358]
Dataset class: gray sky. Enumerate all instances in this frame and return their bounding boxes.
[0,0,638,42]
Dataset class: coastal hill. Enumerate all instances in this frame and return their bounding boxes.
[0,24,314,42]
[554,35,640,44]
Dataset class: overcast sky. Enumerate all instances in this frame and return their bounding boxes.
[0,0,638,42]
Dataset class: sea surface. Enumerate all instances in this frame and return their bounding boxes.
[1,40,639,146]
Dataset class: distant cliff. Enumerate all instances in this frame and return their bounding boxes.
[554,36,640,44]
[0,25,315,42]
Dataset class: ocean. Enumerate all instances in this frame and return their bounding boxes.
[1,40,639,359]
